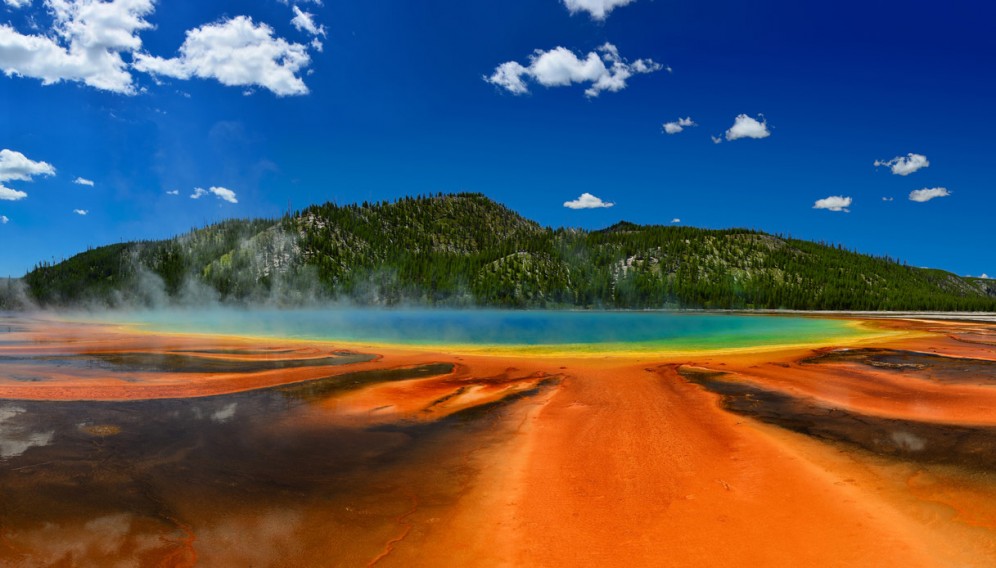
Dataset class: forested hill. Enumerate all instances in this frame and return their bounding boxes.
[10,193,996,311]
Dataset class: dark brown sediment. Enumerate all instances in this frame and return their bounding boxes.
[676,364,996,471]
[801,347,996,385]
[0,346,560,566]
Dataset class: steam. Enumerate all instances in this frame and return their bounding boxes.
[0,278,36,310]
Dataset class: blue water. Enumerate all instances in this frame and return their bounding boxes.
[88,309,865,351]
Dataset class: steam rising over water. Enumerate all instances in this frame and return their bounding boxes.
[83,309,866,351]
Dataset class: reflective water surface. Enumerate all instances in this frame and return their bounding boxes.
[83,308,869,351]
[0,369,535,566]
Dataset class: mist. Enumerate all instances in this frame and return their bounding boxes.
[0,278,35,311]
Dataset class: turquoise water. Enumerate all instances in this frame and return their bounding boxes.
[87,309,867,352]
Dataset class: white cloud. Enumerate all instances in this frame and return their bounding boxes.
[72,208,87,215]
[663,116,695,135]
[208,186,237,203]
[562,0,636,20]
[133,16,311,96]
[671,218,680,223]
[0,148,55,182]
[0,215,8,224]
[73,176,94,186]
[882,196,894,202]
[191,186,237,204]
[486,43,661,98]
[724,114,770,141]
[290,6,325,37]
[0,148,55,201]
[564,192,614,209]
[875,153,929,176]
[909,187,950,203]
[0,0,155,94]
[711,135,723,144]
[0,186,27,201]
[4,0,31,8]
[813,195,852,212]
[981,273,990,279]
[166,189,179,195]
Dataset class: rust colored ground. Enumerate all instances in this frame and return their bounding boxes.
[1,315,995,567]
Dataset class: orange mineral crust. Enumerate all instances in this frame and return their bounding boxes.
[1,314,995,567]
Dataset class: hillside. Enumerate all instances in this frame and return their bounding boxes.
[16,193,996,311]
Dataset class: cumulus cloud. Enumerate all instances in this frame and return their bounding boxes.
[0,148,55,182]
[72,208,87,215]
[0,187,27,200]
[290,6,325,37]
[875,153,929,176]
[564,192,614,209]
[0,148,55,201]
[4,0,31,8]
[73,176,94,186]
[724,114,770,141]
[191,186,238,204]
[0,0,155,94]
[908,187,950,203]
[166,189,179,195]
[882,196,894,202]
[671,218,680,223]
[663,116,695,135]
[209,186,237,203]
[486,43,661,98]
[982,273,990,279]
[133,16,311,96]
[562,0,636,20]
[813,195,852,212]
[0,215,8,224]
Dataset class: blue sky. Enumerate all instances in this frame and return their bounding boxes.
[1,0,993,278]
